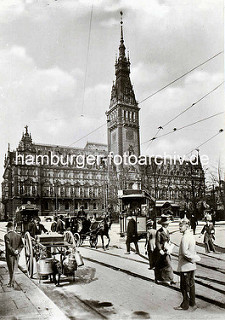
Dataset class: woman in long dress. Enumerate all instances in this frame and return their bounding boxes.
[154,214,174,285]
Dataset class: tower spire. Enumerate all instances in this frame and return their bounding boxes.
[120,11,124,41]
[118,11,126,60]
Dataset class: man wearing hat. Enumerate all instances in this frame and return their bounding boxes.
[200,217,216,253]
[174,218,200,310]
[125,216,139,254]
[145,219,156,269]
[56,215,65,234]
[154,214,174,285]
[4,221,24,288]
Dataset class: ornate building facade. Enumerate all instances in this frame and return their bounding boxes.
[2,16,205,219]
[2,127,108,219]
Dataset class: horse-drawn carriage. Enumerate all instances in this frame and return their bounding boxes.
[15,202,39,234]
[67,216,111,250]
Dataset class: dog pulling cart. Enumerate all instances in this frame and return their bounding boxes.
[24,230,82,281]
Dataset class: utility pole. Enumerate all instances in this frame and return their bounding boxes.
[212,184,216,210]
[190,161,196,219]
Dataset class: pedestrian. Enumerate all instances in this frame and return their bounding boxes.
[200,218,216,253]
[174,218,200,310]
[77,206,85,219]
[154,214,174,285]
[145,219,156,269]
[4,221,24,288]
[190,214,197,235]
[29,216,48,237]
[56,215,65,234]
[51,216,58,232]
[125,216,139,254]
[29,217,48,238]
[211,209,216,226]
[80,216,91,235]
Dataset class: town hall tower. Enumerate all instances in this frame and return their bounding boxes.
[106,13,140,160]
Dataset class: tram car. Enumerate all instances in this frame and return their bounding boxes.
[118,189,155,239]
[15,201,39,235]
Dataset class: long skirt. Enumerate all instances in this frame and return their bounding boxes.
[204,237,215,252]
[154,253,173,282]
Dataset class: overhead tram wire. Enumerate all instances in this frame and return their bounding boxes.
[68,51,223,147]
[185,129,224,156]
[141,111,224,144]
[80,3,94,117]
[68,122,106,147]
[161,82,224,128]
[68,81,223,148]
[145,81,224,150]
[138,51,223,104]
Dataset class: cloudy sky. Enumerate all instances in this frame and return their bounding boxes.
[0,0,224,191]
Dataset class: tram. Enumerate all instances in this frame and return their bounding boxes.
[118,189,155,239]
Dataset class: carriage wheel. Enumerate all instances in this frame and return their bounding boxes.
[79,236,84,246]
[74,233,81,247]
[64,230,76,248]
[24,232,34,278]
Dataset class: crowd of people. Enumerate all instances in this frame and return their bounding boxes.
[3,207,217,311]
[125,211,217,311]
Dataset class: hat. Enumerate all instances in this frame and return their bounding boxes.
[146,219,153,226]
[5,221,14,228]
[158,214,171,225]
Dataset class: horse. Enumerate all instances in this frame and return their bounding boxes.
[95,217,110,250]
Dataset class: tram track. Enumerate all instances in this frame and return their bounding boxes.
[80,246,225,309]
[83,255,225,309]
[83,245,225,276]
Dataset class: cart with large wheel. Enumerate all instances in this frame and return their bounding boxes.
[24,230,79,280]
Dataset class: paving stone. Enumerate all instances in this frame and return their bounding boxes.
[1,291,25,300]
[1,277,9,286]
[12,298,30,309]
[2,286,13,292]
[0,261,68,320]
[0,300,18,317]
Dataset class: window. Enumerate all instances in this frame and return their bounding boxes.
[93,202,97,210]
[55,201,59,210]
[44,201,49,211]
[65,201,69,210]
[84,202,88,210]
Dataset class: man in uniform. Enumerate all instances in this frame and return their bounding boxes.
[4,221,24,288]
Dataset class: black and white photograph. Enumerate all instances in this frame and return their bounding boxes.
[0,0,224,319]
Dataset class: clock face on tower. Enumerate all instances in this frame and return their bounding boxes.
[126,129,134,140]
